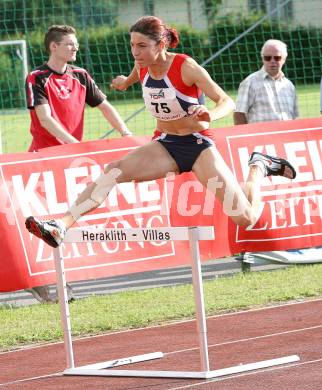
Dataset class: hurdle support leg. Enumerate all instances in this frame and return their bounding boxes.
[188,227,210,372]
[54,247,75,369]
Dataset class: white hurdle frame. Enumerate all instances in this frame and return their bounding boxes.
[53,226,299,379]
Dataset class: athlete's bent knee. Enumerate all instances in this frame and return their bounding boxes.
[104,160,132,183]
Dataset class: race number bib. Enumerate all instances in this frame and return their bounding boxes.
[142,87,188,121]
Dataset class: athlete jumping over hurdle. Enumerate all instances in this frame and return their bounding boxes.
[25,15,296,248]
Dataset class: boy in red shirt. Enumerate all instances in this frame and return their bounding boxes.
[25,25,131,301]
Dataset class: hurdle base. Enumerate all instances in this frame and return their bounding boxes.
[63,354,300,379]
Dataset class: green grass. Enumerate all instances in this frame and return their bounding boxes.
[1,263,322,351]
[0,83,320,153]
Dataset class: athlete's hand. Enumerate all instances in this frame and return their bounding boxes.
[110,75,128,91]
[188,105,211,122]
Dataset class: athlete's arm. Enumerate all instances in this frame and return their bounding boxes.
[110,66,140,91]
[97,100,132,136]
[35,104,79,144]
[182,58,235,122]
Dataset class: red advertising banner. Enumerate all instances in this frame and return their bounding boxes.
[1,118,321,292]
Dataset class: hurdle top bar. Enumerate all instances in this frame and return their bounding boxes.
[63,226,215,243]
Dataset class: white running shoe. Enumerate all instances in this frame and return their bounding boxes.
[248,152,296,179]
[25,216,66,248]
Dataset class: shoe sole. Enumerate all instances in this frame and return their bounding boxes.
[250,152,296,179]
[25,216,59,248]
[266,155,296,179]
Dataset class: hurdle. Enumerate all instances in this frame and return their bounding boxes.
[53,226,300,379]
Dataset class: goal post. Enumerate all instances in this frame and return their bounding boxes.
[0,39,28,108]
[0,39,28,81]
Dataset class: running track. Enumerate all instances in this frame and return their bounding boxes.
[1,299,321,389]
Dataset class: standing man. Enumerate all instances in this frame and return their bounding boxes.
[234,39,300,268]
[25,25,131,302]
[26,24,131,152]
[234,39,298,125]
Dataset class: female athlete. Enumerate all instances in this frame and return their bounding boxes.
[26,16,296,247]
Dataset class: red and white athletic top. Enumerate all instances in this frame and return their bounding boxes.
[139,54,204,121]
[25,64,106,151]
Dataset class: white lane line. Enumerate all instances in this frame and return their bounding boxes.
[166,324,322,356]
[2,357,322,388]
[1,325,321,386]
[0,372,62,387]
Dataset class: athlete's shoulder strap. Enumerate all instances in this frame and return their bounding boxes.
[167,53,190,79]
[167,53,203,98]
[171,53,190,66]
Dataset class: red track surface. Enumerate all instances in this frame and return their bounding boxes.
[1,299,322,389]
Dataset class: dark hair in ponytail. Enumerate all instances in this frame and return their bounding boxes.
[130,16,179,48]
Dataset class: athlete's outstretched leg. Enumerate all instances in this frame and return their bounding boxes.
[25,141,178,247]
[25,164,123,247]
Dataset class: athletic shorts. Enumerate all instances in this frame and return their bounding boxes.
[152,129,216,173]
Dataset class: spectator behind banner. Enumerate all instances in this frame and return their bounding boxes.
[234,39,319,266]
[234,39,298,125]
[25,24,132,302]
